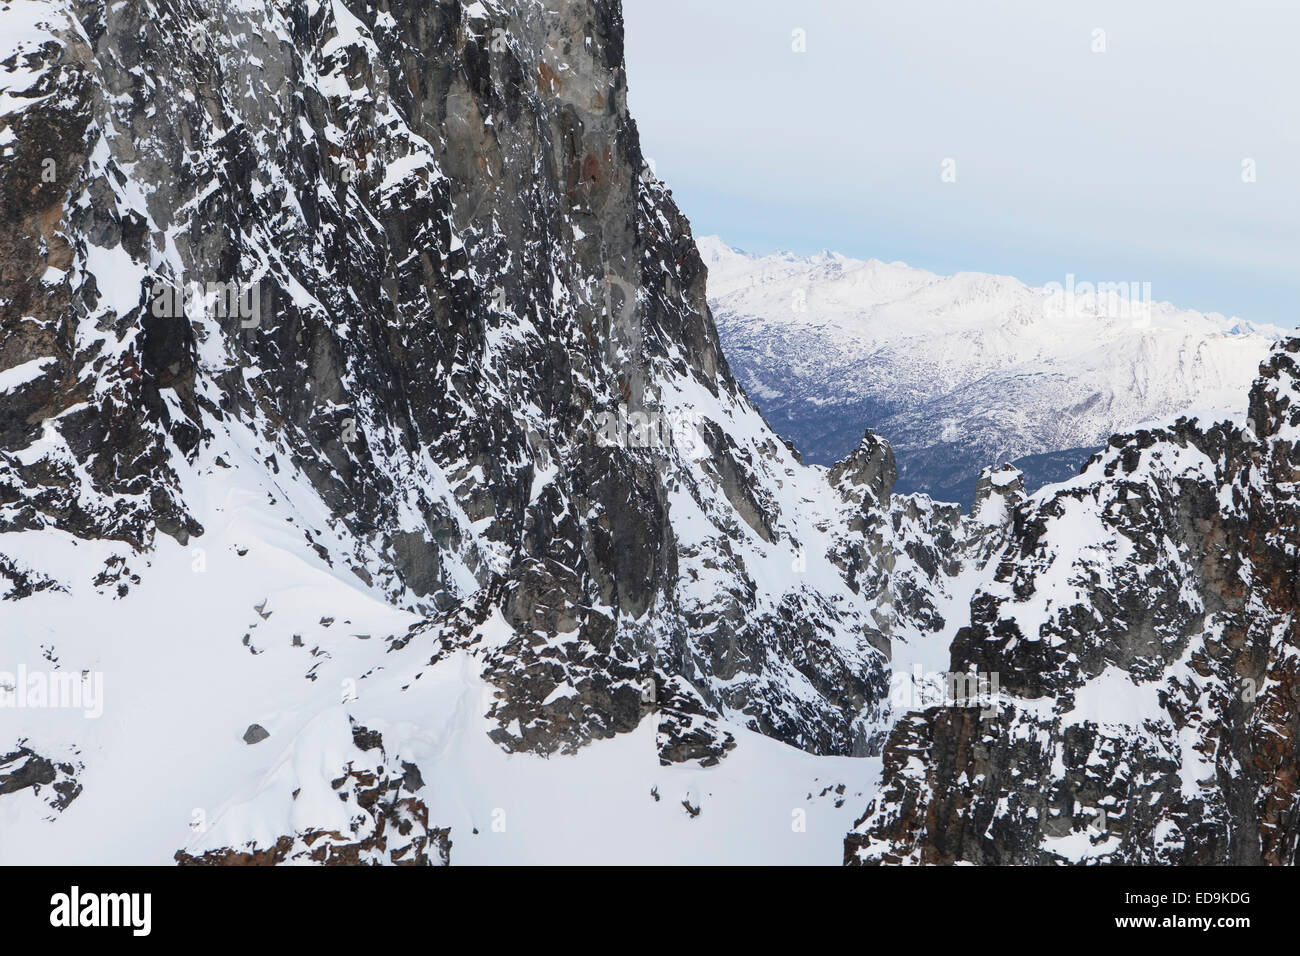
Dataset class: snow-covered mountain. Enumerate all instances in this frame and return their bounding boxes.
[850,344,1300,865]
[701,236,1284,504]
[0,0,979,865]
[1,0,1295,868]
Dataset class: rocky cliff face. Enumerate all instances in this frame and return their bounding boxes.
[1,0,978,863]
[2,0,1293,866]
[847,343,1300,865]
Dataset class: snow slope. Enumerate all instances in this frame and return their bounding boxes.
[0,0,956,866]
[0,445,877,865]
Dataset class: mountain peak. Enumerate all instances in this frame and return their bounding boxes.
[706,236,1282,504]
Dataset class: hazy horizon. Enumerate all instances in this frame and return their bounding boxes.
[624,0,1300,327]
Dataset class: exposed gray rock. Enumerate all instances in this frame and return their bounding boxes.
[242,724,270,745]
[849,342,1300,865]
[969,464,1024,527]
[179,725,446,866]
[829,430,897,508]
[0,745,82,815]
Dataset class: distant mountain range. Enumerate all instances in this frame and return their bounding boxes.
[701,236,1284,504]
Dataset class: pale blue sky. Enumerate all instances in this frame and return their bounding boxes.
[623,0,1300,326]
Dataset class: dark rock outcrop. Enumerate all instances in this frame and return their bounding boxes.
[177,725,447,866]
[0,745,82,816]
[849,342,1300,865]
